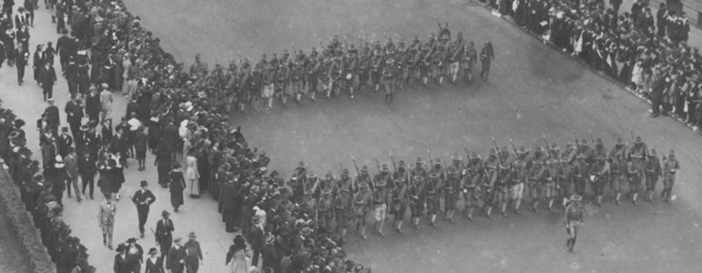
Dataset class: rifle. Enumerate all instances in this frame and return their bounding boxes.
[435,16,442,32]
[319,39,325,52]
[572,130,580,155]
[509,138,519,162]
[589,130,601,171]
[351,156,361,192]
[292,43,298,59]
[374,155,381,174]
[463,146,471,171]
[427,149,434,170]
[491,137,503,165]
[389,152,399,191]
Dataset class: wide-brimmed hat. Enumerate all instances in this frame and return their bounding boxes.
[300,227,312,236]
[265,234,275,245]
[189,232,197,239]
[359,183,369,189]
[570,194,582,202]
[148,248,158,255]
[116,244,126,252]
[634,136,643,144]
[162,210,170,217]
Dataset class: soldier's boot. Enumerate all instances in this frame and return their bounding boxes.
[438,76,444,86]
[282,95,288,106]
[360,226,367,240]
[350,87,355,99]
[501,203,507,217]
[467,208,474,221]
[374,84,380,93]
[648,191,655,203]
[596,195,603,207]
[514,200,521,215]
[531,200,540,213]
[295,93,302,104]
[632,193,638,205]
[429,215,437,226]
[384,94,389,105]
[341,228,347,240]
[397,221,403,233]
[660,190,667,202]
[485,207,493,220]
[103,234,107,246]
[422,77,428,87]
[615,193,622,205]
[414,217,420,230]
[388,93,394,107]
[310,91,317,102]
[378,220,385,236]
[448,210,455,223]
[355,223,361,233]
[267,97,273,108]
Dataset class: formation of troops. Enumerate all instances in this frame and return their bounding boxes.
[188,21,495,110]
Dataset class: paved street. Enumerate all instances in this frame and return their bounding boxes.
[1,1,701,272]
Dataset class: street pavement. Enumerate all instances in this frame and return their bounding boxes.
[1,1,701,273]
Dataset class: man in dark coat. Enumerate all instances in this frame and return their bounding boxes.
[163,117,179,158]
[56,29,75,71]
[154,210,174,259]
[85,87,101,122]
[78,147,96,199]
[16,46,28,85]
[44,99,60,134]
[220,177,238,232]
[131,180,155,238]
[39,61,58,101]
[650,71,666,117]
[64,95,84,137]
[64,57,79,96]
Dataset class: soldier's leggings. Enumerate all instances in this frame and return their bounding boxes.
[444,191,456,210]
[645,173,658,191]
[663,174,675,192]
[594,178,608,195]
[574,178,586,196]
[359,70,369,86]
[336,210,349,230]
[426,195,440,214]
[410,197,424,217]
[610,174,622,193]
[394,203,407,221]
[628,174,642,193]
[371,70,381,85]
[309,75,319,92]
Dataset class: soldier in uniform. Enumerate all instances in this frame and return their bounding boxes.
[353,183,371,239]
[495,163,511,216]
[479,41,495,82]
[337,169,354,193]
[511,160,527,214]
[461,153,483,220]
[448,32,464,85]
[431,45,447,86]
[424,172,442,226]
[626,160,642,205]
[334,187,352,239]
[382,56,397,107]
[236,58,252,113]
[482,150,499,219]
[370,42,384,93]
[572,154,589,198]
[408,175,425,229]
[276,54,291,106]
[355,166,373,190]
[343,45,358,98]
[390,176,407,233]
[608,138,628,204]
[564,194,584,253]
[262,62,276,109]
[317,189,333,231]
[661,150,679,203]
[629,136,647,184]
[643,149,662,203]
[357,43,371,91]
[420,42,433,87]
[463,41,477,84]
[528,158,545,212]
[544,158,560,211]
[590,155,610,207]
[371,176,389,236]
[443,167,460,222]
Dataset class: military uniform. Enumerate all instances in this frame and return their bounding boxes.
[382,57,397,107]
[482,150,499,219]
[572,154,589,197]
[334,187,352,239]
[370,44,384,92]
[408,175,425,228]
[608,139,628,204]
[390,176,408,233]
[443,167,460,222]
[590,156,610,206]
[317,189,334,231]
[353,183,372,239]
[643,149,662,202]
[528,158,546,212]
[461,153,483,220]
[661,150,679,203]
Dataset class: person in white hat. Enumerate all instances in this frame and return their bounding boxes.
[564,194,583,252]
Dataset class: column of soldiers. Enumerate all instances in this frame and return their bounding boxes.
[268,135,680,242]
[188,23,494,111]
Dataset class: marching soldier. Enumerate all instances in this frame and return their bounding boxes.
[371,177,389,236]
[408,175,425,229]
[431,45,447,86]
[511,159,527,214]
[564,194,584,253]
[338,169,354,194]
[328,53,343,99]
[528,158,546,212]
[334,187,352,239]
[319,171,338,195]
[353,183,372,240]
[317,189,333,231]
[370,42,384,92]
[496,163,512,217]
[444,167,460,222]
[275,54,291,106]
[448,32,464,84]
[462,41,477,84]
[449,153,465,175]
[544,158,560,211]
[479,41,495,82]
[608,138,628,204]
[593,138,607,159]
[462,153,483,220]
[382,56,397,107]
[343,45,358,98]
[572,154,589,198]
[262,62,276,109]
[643,149,662,203]
[483,149,499,219]
[395,40,408,90]
[309,51,324,102]
[292,50,307,104]
[425,172,442,226]
[357,43,371,91]
[390,176,408,233]
[355,166,373,190]
[661,150,679,203]
[411,157,428,179]
[629,136,647,179]
[237,58,252,113]
[626,160,642,205]
[590,155,610,207]
[420,42,433,87]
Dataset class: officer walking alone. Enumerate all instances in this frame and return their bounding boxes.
[132,180,156,238]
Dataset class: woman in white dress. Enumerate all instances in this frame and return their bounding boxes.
[226,235,251,273]
[185,148,200,197]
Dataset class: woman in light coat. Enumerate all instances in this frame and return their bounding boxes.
[185,148,200,197]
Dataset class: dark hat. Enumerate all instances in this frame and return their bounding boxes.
[162,210,170,217]
[148,248,158,255]
[634,136,643,144]
[650,149,657,156]
[359,183,369,189]
[381,164,390,172]
[429,172,440,179]
[669,150,675,157]
[342,169,349,175]
[570,194,582,202]
[140,180,148,187]
[126,238,138,243]
[116,244,126,252]
[14,119,25,127]
[80,125,89,132]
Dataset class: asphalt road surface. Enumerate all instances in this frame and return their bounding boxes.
[1,1,701,272]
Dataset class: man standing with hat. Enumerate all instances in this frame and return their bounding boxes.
[661,150,679,203]
[85,87,101,123]
[132,180,156,238]
[64,94,84,137]
[44,98,60,134]
[184,232,203,273]
[39,61,58,101]
[98,193,116,249]
[155,210,174,259]
[564,194,584,252]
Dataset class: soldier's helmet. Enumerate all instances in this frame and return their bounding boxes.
[515,161,527,169]
[533,146,542,154]
[342,169,349,176]
[434,158,441,166]
[488,149,497,157]
[615,138,624,146]
[298,49,304,56]
[649,149,657,156]
[669,150,675,157]
[243,58,250,64]
[499,164,510,171]
[451,153,462,161]
[635,136,643,145]
[429,173,440,180]
[500,146,509,154]
[413,176,424,182]
[298,161,305,168]
[416,157,423,164]
[519,146,528,155]
[261,54,267,60]
[326,171,333,177]
[470,153,479,161]
[596,138,603,147]
[580,139,588,146]
[283,49,289,55]
[195,53,201,60]
[361,165,368,172]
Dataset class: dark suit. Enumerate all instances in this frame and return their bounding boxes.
[163,124,178,155]
[155,218,174,258]
[78,152,96,198]
[85,92,101,122]
[56,133,73,158]
[220,181,238,232]
[166,245,186,273]
[64,100,83,137]
[114,254,129,273]
[651,75,666,116]
[109,133,128,160]
[56,35,75,70]
[39,65,57,100]
[44,105,60,133]
[132,189,156,235]
[64,62,78,95]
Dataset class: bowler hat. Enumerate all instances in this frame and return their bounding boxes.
[140,180,148,187]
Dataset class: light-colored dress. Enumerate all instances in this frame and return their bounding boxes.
[185,155,200,196]
[229,249,250,273]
